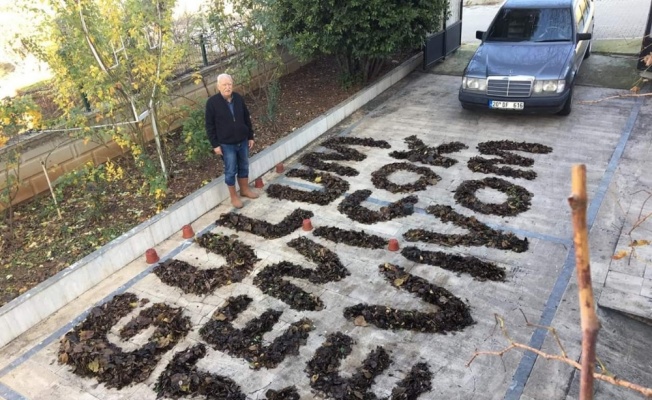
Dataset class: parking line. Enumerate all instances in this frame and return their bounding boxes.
[0,382,26,400]
[504,96,644,400]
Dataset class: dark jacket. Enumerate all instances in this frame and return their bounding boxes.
[205,92,254,147]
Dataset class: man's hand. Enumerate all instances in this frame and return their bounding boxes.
[248,140,254,149]
[214,146,223,156]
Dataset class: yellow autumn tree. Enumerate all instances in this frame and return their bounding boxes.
[25,0,185,201]
[0,96,42,234]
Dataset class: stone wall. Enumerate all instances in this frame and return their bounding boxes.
[0,48,305,208]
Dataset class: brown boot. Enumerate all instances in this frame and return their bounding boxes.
[238,178,259,199]
[227,185,243,208]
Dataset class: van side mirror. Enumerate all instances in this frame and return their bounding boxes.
[576,32,592,41]
[476,30,485,40]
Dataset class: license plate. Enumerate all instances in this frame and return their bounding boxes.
[490,100,524,110]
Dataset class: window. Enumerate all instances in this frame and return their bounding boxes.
[575,0,586,32]
[580,0,591,31]
[487,8,573,42]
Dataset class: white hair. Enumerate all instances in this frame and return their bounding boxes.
[217,73,233,84]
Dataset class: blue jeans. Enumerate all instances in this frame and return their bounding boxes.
[221,140,249,186]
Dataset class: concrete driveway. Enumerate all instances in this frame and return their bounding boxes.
[0,69,650,400]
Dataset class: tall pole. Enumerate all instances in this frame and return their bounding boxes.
[637,0,652,70]
[568,164,601,400]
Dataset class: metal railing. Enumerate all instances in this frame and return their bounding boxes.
[172,32,230,77]
[171,22,248,78]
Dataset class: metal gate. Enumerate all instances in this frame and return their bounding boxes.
[423,0,463,69]
[588,0,651,70]
[638,0,652,70]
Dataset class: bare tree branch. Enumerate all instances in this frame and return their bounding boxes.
[579,92,652,105]
[467,331,652,397]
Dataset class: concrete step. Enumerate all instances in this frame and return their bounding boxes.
[599,286,652,325]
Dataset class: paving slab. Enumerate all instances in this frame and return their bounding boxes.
[1,73,651,400]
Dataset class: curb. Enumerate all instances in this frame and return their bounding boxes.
[0,52,424,349]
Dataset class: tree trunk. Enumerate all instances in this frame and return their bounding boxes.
[148,102,168,180]
[368,58,386,82]
[568,164,601,400]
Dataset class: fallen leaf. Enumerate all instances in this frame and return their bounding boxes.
[393,277,405,287]
[87,358,100,373]
[612,250,629,260]
[354,316,368,327]
[58,352,69,364]
[314,176,322,183]
[213,313,227,321]
[644,53,652,67]
[79,330,95,340]
[631,239,650,247]
[156,335,171,348]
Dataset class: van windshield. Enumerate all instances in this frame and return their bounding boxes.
[486,8,573,42]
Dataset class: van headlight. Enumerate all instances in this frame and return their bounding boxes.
[462,76,487,92]
[533,79,566,94]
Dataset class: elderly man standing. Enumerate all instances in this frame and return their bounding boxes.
[205,73,259,208]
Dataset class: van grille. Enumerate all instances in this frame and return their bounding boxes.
[487,77,533,98]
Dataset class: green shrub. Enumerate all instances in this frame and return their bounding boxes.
[275,0,449,83]
[180,102,212,163]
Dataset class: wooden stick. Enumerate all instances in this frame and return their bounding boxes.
[568,164,601,400]
[41,161,62,220]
